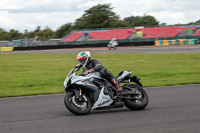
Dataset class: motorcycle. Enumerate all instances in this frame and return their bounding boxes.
[64,63,149,115]
[107,44,117,50]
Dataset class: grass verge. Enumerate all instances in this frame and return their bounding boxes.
[0,53,200,97]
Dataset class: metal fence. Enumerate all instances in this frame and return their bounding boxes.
[0,38,61,47]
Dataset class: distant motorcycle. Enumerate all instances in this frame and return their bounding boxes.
[108,38,118,50]
[64,63,149,115]
[107,44,117,50]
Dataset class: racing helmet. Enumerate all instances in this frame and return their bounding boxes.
[77,51,91,68]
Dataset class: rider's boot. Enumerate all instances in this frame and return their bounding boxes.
[111,79,123,93]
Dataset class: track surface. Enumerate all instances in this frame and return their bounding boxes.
[1,45,200,54]
[1,84,200,133]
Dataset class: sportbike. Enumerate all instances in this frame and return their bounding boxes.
[64,63,149,115]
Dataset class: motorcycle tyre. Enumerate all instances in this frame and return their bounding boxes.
[124,84,149,110]
[64,91,92,115]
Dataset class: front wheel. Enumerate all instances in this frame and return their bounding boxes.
[64,91,92,115]
[123,84,149,110]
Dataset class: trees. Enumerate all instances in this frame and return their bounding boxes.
[129,14,159,27]
[74,5,159,29]
[0,28,22,41]
[35,28,54,40]
[54,23,73,38]
[188,19,200,25]
[123,16,135,25]
[74,4,128,29]
[8,29,23,41]
[0,28,8,41]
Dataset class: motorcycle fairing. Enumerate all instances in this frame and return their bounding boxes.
[92,87,113,109]
[115,70,132,83]
[71,72,103,84]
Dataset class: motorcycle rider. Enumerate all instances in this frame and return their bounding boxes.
[77,51,123,92]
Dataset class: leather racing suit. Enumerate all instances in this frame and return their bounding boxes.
[81,59,122,92]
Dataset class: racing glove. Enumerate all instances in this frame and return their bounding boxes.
[89,69,94,73]
[84,69,94,75]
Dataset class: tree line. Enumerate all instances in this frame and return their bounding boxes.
[0,4,200,41]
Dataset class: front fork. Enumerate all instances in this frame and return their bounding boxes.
[74,87,83,101]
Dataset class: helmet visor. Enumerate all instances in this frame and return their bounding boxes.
[78,59,86,65]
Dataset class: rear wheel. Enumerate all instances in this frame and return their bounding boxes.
[64,91,92,115]
[123,84,149,110]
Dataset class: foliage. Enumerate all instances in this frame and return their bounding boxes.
[124,15,159,27]
[130,14,159,26]
[188,19,200,25]
[0,28,23,41]
[54,23,73,38]
[74,4,125,29]
[0,28,9,40]
[0,26,55,41]
[123,16,135,25]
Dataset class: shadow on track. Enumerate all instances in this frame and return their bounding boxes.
[62,107,150,116]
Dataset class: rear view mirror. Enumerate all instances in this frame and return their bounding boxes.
[75,63,82,68]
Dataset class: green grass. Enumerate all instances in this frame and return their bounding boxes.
[0,53,200,98]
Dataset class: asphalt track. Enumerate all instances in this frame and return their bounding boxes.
[1,84,200,133]
[1,45,200,54]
